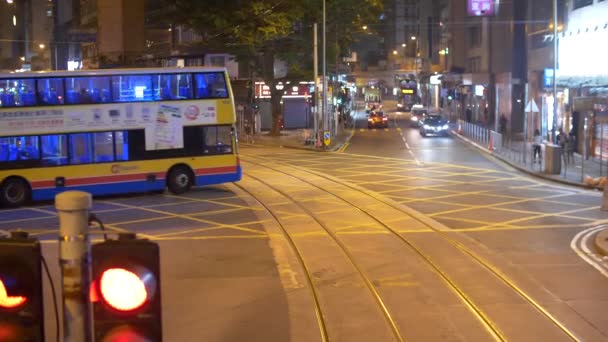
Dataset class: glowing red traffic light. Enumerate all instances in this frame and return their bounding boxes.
[100,268,148,312]
[92,235,162,341]
[0,278,27,309]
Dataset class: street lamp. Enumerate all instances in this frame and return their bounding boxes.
[401,43,406,47]
[362,25,368,30]
[39,44,45,49]
[392,50,398,55]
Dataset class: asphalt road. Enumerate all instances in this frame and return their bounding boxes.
[3,100,608,341]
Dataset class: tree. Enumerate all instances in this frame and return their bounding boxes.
[166,0,382,135]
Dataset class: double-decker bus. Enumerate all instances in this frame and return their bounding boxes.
[0,67,241,207]
[397,78,418,111]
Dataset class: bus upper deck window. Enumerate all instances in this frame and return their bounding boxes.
[112,75,153,102]
[0,79,36,107]
[195,73,228,99]
[153,74,192,101]
[37,78,64,105]
[66,76,111,104]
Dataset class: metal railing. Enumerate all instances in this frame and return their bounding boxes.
[457,119,602,184]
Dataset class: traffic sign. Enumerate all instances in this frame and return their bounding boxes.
[323,131,331,146]
[525,99,539,112]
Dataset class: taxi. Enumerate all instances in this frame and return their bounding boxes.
[367,111,388,129]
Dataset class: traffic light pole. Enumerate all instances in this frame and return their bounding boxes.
[56,191,93,342]
[314,22,319,145]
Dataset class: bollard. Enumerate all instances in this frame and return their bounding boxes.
[56,191,93,342]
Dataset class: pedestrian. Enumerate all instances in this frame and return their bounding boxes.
[465,107,472,123]
[557,128,568,165]
[567,129,576,164]
[499,114,508,146]
[532,129,542,164]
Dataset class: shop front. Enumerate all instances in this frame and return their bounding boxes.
[556,1,608,152]
[461,73,490,124]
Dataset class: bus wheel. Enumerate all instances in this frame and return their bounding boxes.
[167,166,193,194]
[1,178,31,207]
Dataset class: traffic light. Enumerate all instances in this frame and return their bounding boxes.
[0,232,44,342]
[91,233,162,342]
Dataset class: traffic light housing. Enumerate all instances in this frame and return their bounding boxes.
[0,232,44,342]
[91,233,162,342]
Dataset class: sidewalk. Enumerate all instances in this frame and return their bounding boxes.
[242,127,354,152]
[454,122,608,189]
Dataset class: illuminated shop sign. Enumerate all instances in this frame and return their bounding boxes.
[467,0,496,17]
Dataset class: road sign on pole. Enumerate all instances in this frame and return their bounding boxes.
[525,99,539,113]
[323,131,331,146]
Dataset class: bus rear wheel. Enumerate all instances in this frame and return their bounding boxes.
[1,178,31,207]
[167,166,194,194]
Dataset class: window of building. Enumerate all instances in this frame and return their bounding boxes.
[37,78,64,105]
[112,75,154,102]
[0,79,36,107]
[0,136,40,162]
[194,73,228,99]
[153,74,193,100]
[65,76,112,104]
[573,0,593,9]
[41,134,68,166]
[208,56,225,67]
[468,26,481,48]
[468,57,481,72]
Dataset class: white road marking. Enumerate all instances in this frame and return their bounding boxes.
[570,225,608,278]
[399,130,422,166]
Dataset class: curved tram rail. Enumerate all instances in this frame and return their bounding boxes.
[233,176,405,342]
[240,155,580,342]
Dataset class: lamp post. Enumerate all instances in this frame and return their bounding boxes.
[552,0,558,143]
[322,0,328,136]
[411,36,418,77]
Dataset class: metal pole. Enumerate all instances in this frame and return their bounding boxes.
[56,191,93,342]
[524,111,528,165]
[582,117,587,182]
[54,45,59,70]
[552,0,558,143]
[313,23,319,144]
[601,122,604,177]
[322,0,328,133]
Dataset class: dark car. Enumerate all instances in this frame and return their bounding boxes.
[367,111,388,129]
[420,114,449,137]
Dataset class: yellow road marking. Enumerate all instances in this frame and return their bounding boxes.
[473,206,600,230]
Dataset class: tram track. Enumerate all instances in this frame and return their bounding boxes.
[240,155,581,341]
[233,175,405,342]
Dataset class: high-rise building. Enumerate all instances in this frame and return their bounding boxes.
[0,0,54,71]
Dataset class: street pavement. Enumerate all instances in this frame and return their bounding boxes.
[2,99,608,340]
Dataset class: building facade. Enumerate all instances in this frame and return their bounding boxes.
[0,0,54,71]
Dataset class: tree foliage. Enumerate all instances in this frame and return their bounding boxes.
[165,0,382,135]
